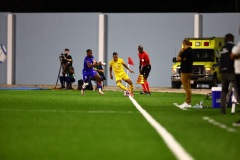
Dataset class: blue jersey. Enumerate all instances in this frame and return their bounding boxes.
[83,55,94,72]
[82,55,98,82]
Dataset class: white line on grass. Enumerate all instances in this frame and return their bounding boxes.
[128,96,194,160]
[0,108,136,114]
[203,117,236,133]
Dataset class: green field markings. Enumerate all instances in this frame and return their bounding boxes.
[1,90,240,160]
[203,116,236,133]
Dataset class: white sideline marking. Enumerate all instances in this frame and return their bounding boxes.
[129,96,194,160]
[203,117,236,133]
[0,108,136,114]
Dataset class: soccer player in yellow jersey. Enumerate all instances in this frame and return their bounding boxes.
[109,52,134,97]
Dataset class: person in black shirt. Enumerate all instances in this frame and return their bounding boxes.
[60,66,75,89]
[177,38,194,109]
[59,48,74,89]
[219,33,237,114]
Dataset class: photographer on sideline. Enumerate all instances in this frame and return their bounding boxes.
[60,66,75,90]
[59,48,73,89]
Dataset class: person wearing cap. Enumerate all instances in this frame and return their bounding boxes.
[138,45,152,95]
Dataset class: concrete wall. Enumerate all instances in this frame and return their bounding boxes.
[105,13,194,87]
[0,12,8,84]
[0,12,239,87]
[14,13,99,85]
[202,13,240,42]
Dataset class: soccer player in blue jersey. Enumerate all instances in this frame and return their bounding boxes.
[81,49,104,95]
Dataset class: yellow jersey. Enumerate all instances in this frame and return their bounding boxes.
[109,58,126,77]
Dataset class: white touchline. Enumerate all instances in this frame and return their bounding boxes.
[129,96,194,160]
[203,117,236,133]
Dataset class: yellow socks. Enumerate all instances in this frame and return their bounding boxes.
[117,82,127,91]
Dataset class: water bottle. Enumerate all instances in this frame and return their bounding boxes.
[193,104,199,108]
[199,100,203,109]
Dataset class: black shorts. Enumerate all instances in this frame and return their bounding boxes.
[141,65,151,78]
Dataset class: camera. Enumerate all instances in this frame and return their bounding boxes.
[59,53,65,59]
[59,53,68,63]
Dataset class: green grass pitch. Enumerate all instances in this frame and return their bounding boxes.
[0,89,240,160]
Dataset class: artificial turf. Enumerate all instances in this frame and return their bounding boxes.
[0,89,239,160]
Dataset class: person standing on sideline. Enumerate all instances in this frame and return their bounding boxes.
[138,45,152,95]
[81,49,104,95]
[109,52,134,97]
[59,66,75,90]
[219,33,236,114]
[59,48,73,89]
[177,38,194,109]
[231,41,240,126]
